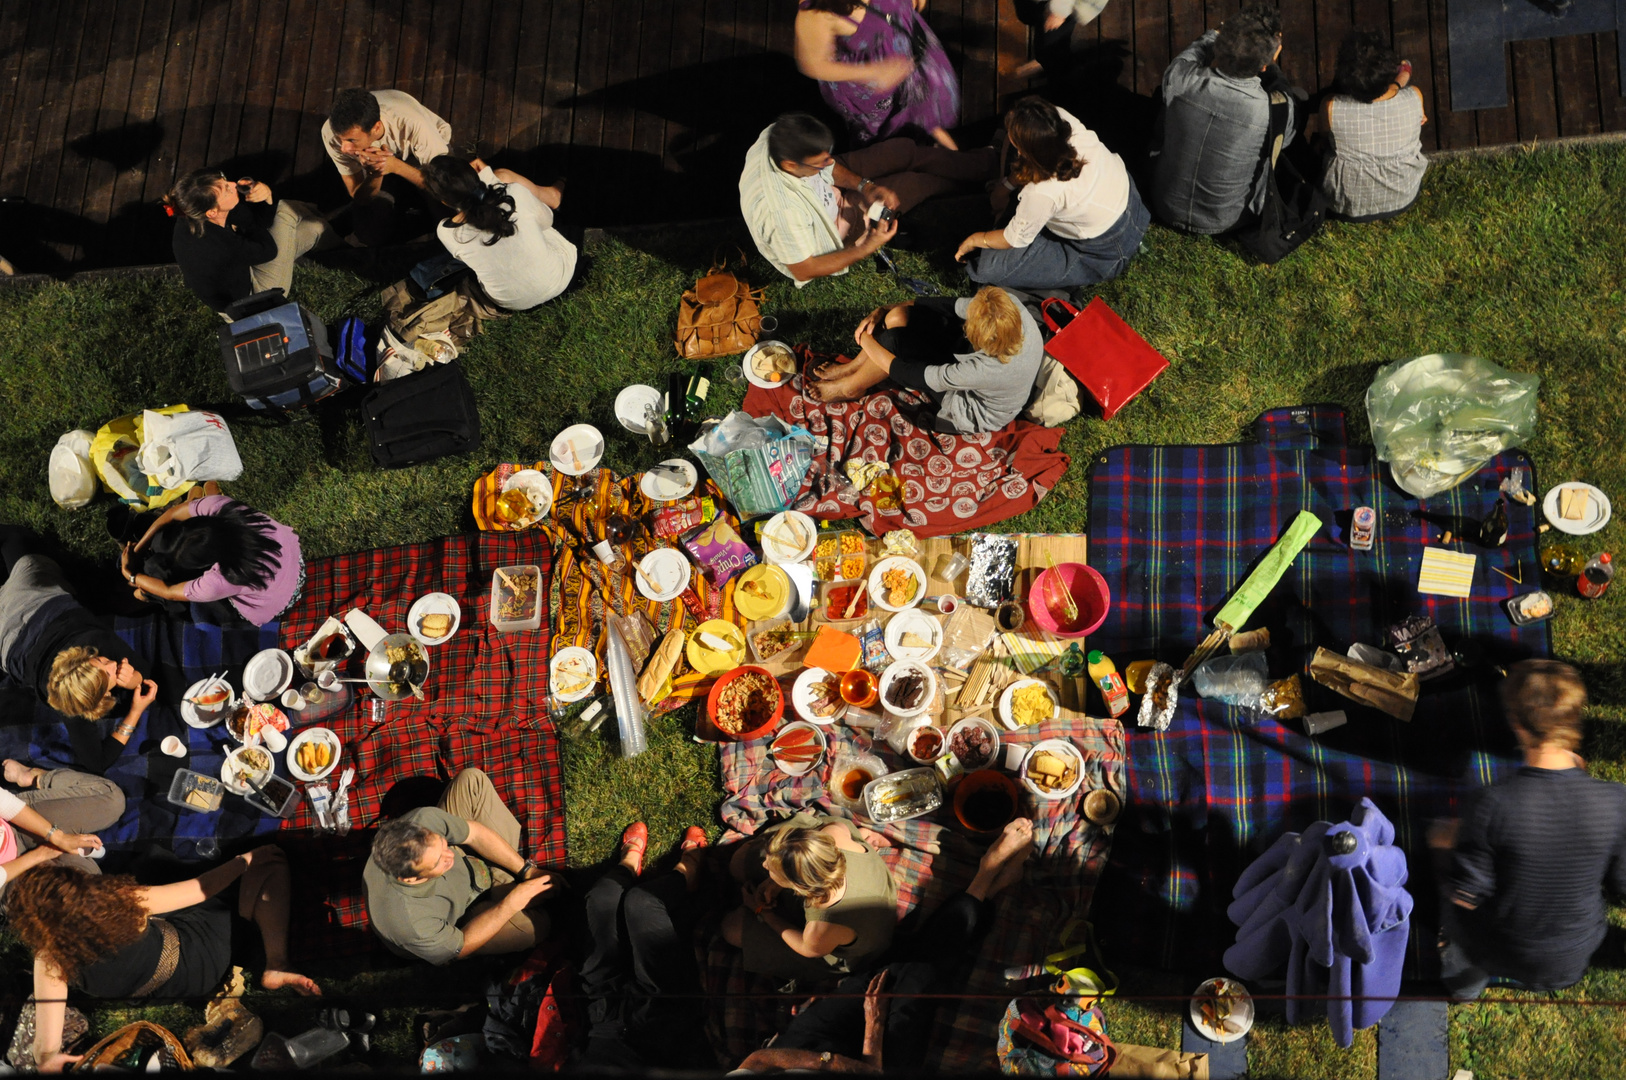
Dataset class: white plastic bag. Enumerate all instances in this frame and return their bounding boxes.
[48,429,97,509]
[1366,354,1539,499]
[136,409,244,490]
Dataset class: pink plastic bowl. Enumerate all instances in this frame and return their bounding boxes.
[1027,563,1111,638]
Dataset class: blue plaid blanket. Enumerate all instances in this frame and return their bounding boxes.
[1087,406,1549,975]
[0,607,283,870]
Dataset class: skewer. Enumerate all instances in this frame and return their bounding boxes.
[1490,566,1520,585]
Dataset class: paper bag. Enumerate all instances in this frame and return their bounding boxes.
[1308,647,1420,721]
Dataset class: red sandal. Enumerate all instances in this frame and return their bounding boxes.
[680,825,708,852]
[620,822,649,876]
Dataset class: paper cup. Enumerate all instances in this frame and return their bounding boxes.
[261,725,288,753]
[281,689,306,711]
[160,735,187,758]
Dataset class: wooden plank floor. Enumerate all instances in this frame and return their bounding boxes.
[2,0,1623,272]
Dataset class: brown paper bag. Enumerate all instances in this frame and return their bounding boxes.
[1308,647,1420,721]
[1107,1042,1210,1079]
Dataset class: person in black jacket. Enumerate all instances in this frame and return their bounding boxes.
[0,528,155,775]
[167,168,336,317]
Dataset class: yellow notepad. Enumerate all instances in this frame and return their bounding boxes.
[1418,547,1476,598]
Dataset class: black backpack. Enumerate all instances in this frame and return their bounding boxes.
[361,361,481,468]
[218,290,344,412]
[1233,92,1328,265]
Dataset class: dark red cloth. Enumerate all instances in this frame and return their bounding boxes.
[742,353,1070,537]
[275,532,566,960]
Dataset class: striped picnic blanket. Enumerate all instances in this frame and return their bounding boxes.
[274,532,568,960]
[703,716,1125,1070]
[1086,406,1548,975]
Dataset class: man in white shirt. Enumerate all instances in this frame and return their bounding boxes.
[322,88,453,246]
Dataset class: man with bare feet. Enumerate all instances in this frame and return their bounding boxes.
[572,822,714,1069]
[736,817,1035,1072]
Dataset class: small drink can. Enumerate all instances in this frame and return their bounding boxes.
[1351,507,1376,551]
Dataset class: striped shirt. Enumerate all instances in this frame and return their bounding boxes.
[1323,88,1428,219]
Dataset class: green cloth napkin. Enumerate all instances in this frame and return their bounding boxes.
[1214,510,1323,630]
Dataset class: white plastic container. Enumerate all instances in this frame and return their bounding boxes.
[490,564,543,632]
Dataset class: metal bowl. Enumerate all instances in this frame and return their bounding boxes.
[365,632,430,701]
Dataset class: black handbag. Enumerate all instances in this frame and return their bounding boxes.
[361,361,481,468]
[1232,91,1328,264]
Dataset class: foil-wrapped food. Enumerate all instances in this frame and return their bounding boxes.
[964,534,1018,609]
[862,768,943,824]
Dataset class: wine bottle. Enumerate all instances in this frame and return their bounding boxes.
[1477,496,1508,548]
[665,372,695,445]
[684,364,713,420]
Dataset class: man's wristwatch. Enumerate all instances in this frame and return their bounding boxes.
[520,857,538,877]
[126,571,137,585]
[856,177,872,194]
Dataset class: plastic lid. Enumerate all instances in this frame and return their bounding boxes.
[1086,650,1104,663]
[1602,553,1613,564]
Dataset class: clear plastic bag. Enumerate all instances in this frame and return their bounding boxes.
[1192,652,1269,705]
[1366,354,1539,499]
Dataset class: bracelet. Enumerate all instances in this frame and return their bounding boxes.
[856,177,872,193]
[45,826,60,842]
[126,571,137,586]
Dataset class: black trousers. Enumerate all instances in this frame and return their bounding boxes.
[574,867,710,1070]
[772,891,993,1069]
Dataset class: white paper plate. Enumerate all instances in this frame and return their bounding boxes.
[636,548,691,602]
[761,510,817,565]
[181,676,234,729]
[770,721,827,776]
[551,646,599,703]
[1189,978,1254,1044]
[742,340,797,390]
[243,649,294,702]
[286,727,342,782]
[639,458,698,502]
[884,607,942,662]
[868,556,928,612]
[999,678,1060,730]
[408,592,463,647]
[614,384,664,433]
[1020,738,1086,801]
[221,745,275,796]
[550,424,604,477]
[1542,482,1612,535]
[500,468,554,525]
[878,660,936,718]
[792,667,847,725]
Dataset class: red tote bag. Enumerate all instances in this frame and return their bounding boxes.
[1040,297,1169,421]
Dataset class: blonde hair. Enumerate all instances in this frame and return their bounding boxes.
[964,286,1025,362]
[1500,659,1588,752]
[47,646,115,719]
[764,825,847,906]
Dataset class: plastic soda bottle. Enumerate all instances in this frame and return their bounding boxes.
[1086,650,1129,718]
[1578,552,1613,599]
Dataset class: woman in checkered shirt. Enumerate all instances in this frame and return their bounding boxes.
[1320,31,1429,222]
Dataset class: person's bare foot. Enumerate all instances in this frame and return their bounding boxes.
[991,837,1033,894]
[262,970,322,996]
[2,760,42,788]
[811,360,848,381]
[810,374,867,403]
[929,126,960,151]
[982,817,1033,871]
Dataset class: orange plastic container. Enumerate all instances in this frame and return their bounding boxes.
[805,626,861,673]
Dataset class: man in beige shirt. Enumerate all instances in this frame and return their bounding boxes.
[322,88,452,245]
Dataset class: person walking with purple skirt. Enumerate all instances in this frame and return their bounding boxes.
[795,0,962,150]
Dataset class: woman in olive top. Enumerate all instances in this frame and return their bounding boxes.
[722,811,899,982]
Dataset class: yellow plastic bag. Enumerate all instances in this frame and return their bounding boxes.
[89,405,195,510]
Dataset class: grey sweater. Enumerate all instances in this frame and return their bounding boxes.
[888,294,1043,435]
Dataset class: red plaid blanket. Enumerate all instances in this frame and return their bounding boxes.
[275,532,566,960]
[704,717,1125,1069]
[742,350,1070,537]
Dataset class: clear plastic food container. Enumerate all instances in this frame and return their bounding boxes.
[167,768,225,813]
[814,529,868,583]
[245,773,300,818]
[489,564,543,632]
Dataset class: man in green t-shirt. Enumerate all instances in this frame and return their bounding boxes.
[363,768,560,964]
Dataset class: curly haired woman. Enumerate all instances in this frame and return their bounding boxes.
[9,848,320,1072]
[721,811,899,982]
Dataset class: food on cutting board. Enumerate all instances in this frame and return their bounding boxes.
[1026,747,1081,793]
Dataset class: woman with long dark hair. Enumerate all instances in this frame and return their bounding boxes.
[421,155,577,311]
[10,851,320,1071]
[120,493,302,628]
[956,95,1148,290]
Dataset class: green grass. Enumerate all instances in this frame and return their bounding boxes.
[1,143,1624,1073]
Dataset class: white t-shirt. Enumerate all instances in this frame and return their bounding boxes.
[1003,107,1131,246]
[322,90,452,179]
[436,167,579,311]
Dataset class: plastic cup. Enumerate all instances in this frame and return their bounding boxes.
[759,315,779,334]
[281,688,306,711]
[261,725,288,753]
[160,735,187,758]
[937,552,970,581]
[839,668,879,708]
[301,681,326,706]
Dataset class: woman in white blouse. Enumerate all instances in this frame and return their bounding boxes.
[956,96,1148,291]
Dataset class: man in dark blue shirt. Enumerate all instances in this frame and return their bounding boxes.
[1430,660,1626,998]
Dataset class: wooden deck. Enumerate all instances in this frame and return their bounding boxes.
[1,0,1623,272]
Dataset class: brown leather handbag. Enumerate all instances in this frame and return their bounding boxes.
[675,250,764,360]
[74,1021,194,1071]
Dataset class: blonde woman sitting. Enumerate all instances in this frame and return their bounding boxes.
[807,286,1045,436]
[721,811,899,982]
[0,527,156,774]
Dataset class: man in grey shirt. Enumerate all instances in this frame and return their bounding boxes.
[1150,8,1296,235]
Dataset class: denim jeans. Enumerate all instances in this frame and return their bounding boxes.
[968,180,1150,290]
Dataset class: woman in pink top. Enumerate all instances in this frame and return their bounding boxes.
[120,493,303,627]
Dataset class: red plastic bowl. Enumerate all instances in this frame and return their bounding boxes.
[1028,563,1110,638]
[953,769,1021,833]
[706,665,785,741]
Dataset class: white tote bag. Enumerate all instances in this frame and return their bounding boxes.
[136,409,244,490]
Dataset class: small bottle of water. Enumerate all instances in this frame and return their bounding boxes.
[370,699,387,726]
